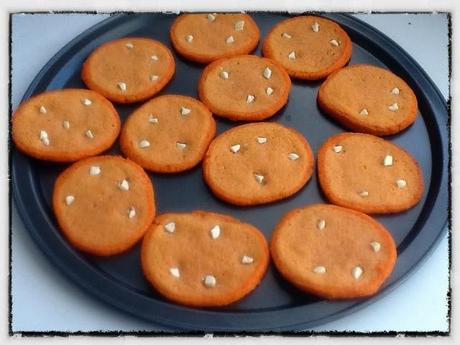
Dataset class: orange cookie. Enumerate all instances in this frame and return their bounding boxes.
[52,155,155,256]
[198,55,291,121]
[271,204,397,299]
[170,13,260,64]
[203,122,314,206]
[120,94,216,173]
[82,37,175,104]
[12,89,120,162]
[262,16,352,80]
[141,211,269,307]
[317,64,418,136]
[317,132,424,214]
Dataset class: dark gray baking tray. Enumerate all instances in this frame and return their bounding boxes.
[11,13,449,332]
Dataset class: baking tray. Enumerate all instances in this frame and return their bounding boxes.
[11,13,449,332]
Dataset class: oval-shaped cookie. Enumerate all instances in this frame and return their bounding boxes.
[12,89,120,162]
[170,13,260,64]
[82,37,175,104]
[271,204,397,299]
[318,64,418,136]
[203,123,314,205]
[120,94,216,173]
[198,55,291,121]
[141,211,269,307]
[53,155,155,256]
[262,16,352,80]
[317,132,424,214]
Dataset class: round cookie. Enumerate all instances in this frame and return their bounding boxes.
[141,211,269,307]
[198,55,291,121]
[262,16,352,80]
[170,13,260,64]
[317,64,418,136]
[53,155,155,256]
[120,94,216,173]
[203,122,314,206]
[317,132,424,214]
[12,89,120,162]
[82,37,175,104]
[271,204,397,299]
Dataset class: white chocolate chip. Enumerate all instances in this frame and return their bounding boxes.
[128,206,136,219]
[230,144,241,153]
[352,266,363,280]
[176,142,187,150]
[256,136,267,144]
[383,155,393,166]
[241,255,254,264]
[266,87,274,96]
[185,35,194,43]
[180,106,191,116]
[396,179,407,188]
[65,195,75,206]
[220,70,229,79]
[207,13,216,22]
[170,267,180,278]
[203,274,216,288]
[254,173,265,184]
[151,55,159,61]
[148,115,159,124]
[263,67,272,79]
[359,190,369,197]
[81,98,92,106]
[117,82,127,91]
[235,20,245,31]
[89,165,101,176]
[282,32,292,39]
[333,145,343,153]
[288,51,296,60]
[288,152,300,161]
[330,39,340,47]
[62,120,70,129]
[150,75,159,81]
[139,139,150,148]
[125,43,134,49]
[226,35,235,44]
[311,22,320,32]
[118,179,130,191]
[360,108,369,116]
[388,103,399,112]
[246,95,255,104]
[370,241,381,252]
[391,87,400,95]
[85,129,94,139]
[317,219,326,230]
[39,130,49,146]
[164,222,176,233]
[39,105,47,114]
[210,225,221,239]
[313,266,326,274]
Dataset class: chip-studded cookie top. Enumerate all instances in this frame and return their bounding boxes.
[198,55,291,121]
[170,13,260,64]
[317,132,424,214]
[203,122,314,205]
[52,155,155,256]
[141,211,269,307]
[271,204,397,299]
[262,16,352,80]
[12,89,120,162]
[82,37,175,104]
[318,64,418,136]
[120,94,216,173]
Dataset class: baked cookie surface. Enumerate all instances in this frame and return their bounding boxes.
[271,204,397,299]
[262,16,352,80]
[82,37,175,104]
[141,211,269,307]
[203,122,314,205]
[120,94,216,173]
[318,64,418,136]
[12,89,120,162]
[53,155,155,256]
[198,55,291,121]
[317,132,424,214]
[170,13,260,64]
